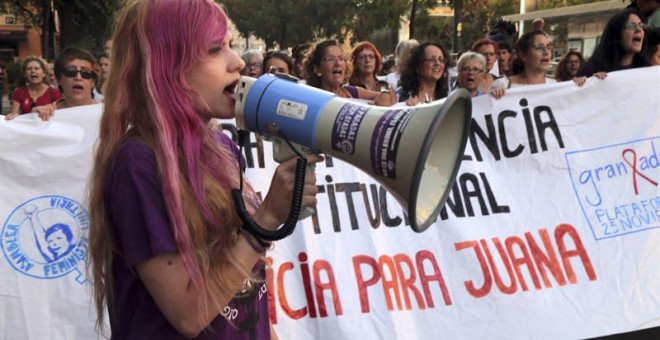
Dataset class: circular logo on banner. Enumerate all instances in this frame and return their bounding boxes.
[1,196,90,282]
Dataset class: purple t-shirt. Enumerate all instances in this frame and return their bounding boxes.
[105,134,270,339]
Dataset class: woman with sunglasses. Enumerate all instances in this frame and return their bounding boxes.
[88,0,322,338]
[54,47,99,109]
[6,55,62,121]
[577,9,649,77]
[397,41,450,106]
[304,39,391,105]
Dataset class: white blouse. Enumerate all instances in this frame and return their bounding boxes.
[491,77,556,90]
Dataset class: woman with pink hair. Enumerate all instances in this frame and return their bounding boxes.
[87,0,321,338]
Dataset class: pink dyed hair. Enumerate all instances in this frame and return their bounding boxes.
[89,0,249,329]
[145,0,232,277]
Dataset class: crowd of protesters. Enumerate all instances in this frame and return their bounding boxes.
[232,6,658,107]
[2,44,110,120]
[3,4,659,122]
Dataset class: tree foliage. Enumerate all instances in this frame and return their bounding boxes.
[224,0,416,49]
[223,0,509,53]
[351,0,410,43]
[224,0,355,49]
[1,0,615,59]
[0,0,126,57]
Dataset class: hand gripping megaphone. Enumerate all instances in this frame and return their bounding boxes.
[234,73,471,234]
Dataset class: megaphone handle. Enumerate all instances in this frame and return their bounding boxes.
[272,138,316,220]
[232,157,308,241]
[298,163,316,219]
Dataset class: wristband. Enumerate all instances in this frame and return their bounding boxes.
[239,228,272,253]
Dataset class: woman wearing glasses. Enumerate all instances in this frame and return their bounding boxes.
[455,52,487,97]
[240,50,264,78]
[490,31,557,98]
[348,42,386,91]
[54,47,99,109]
[577,9,649,77]
[397,41,450,106]
[304,39,391,105]
[578,9,649,77]
[554,51,584,82]
[491,31,597,99]
[348,41,396,105]
[6,56,62,121]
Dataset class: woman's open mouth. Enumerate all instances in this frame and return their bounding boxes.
[71,84,85,94]
[224,79,239,100]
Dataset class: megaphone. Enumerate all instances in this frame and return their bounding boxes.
[234,73,471,233]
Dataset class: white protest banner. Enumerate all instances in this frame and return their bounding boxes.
[242,67,660,340]
[0,68,658,340]
[0,105,106,339]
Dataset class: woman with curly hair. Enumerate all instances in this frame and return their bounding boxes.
[397,41,450,106]
[554,51,584,82]
[6,55,61,120]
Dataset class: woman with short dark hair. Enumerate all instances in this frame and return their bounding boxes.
[54,47,99,109]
